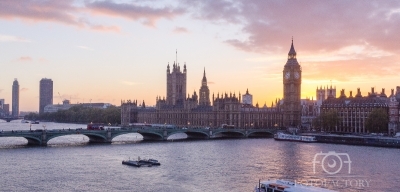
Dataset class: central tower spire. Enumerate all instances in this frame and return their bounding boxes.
[288,37,296,59]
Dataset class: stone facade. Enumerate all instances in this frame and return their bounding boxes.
[320,88,390,133]
[121,58,284,128]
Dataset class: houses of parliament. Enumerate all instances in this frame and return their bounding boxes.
[121,41,302,128]
[121,40,400,134]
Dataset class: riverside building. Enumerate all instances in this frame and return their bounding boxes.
[39,78,53,114]
[320,87,392,134]
[12,79,19,117]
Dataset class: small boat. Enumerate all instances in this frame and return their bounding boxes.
[254,179,336,192]
[139,158,161,166]
[31,121,40,124]
[122,157,160,167]
[274,132,317,143]
[122,160,141,167]
[21,120,29,123]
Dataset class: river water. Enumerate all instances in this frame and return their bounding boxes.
[0,121,399,192]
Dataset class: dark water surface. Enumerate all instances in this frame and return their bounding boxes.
[0,121,399,191]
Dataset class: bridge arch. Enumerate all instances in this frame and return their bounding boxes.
[46,132,108,144]
[246,130,275,138]
[212,129,246,138]
[23,136,42,145]
[162,129,210,140]
[133,130,164,141]
[181,130,209,140]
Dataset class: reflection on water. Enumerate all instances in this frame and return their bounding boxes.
[0,121,400,191]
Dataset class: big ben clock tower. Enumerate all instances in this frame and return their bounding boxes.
[283,38,301,127]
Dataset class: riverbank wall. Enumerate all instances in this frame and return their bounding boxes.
[313,135,400,148]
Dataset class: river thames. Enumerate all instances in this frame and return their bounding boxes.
[0,121,399,191]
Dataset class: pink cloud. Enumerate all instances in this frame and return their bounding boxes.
[173,27,189,34]
[85,1,185,27]
[0,0,122,32]
[20,88,28,92]
[179,0,400,83]
[18,56,32,62]
[38,58,48,62]
[181,0,400,54]
[89,24,120,32]
[0,0,80,25]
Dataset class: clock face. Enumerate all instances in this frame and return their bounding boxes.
[294,72,300,79]
[285,72,290,79]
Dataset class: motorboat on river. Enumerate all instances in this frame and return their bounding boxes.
[122,160,141,167]
[122,157,161,167]
[254,179,336,192]
[274,132,317,143]
[139,159,161,166]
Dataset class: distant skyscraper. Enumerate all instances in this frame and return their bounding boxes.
[12,78,19,117]
[39,78,53,114]
[0,99,4,109]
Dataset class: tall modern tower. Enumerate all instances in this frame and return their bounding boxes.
[39,78,53,114]
[12,78,19,117]
[283,38,302,127]
[166,51,187,106]
[199,68,210,106]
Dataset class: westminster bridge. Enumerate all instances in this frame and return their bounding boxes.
[0,127,278,146]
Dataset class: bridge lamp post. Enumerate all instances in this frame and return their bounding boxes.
[42,124,46,131]
[29,123,32,131]
[188,122,190,128]
[251,123,254,128]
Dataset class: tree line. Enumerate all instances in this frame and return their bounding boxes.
[312,108,388,133]
[25,105,121,125]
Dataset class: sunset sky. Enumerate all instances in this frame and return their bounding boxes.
[1,0,400,112]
